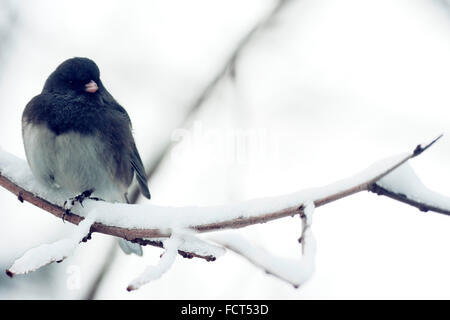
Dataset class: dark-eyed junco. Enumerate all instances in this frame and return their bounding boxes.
[22,57,150,255]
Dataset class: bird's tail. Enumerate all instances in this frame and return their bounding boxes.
[117,192,143,256]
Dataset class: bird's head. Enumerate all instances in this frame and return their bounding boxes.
[43,57,101,95]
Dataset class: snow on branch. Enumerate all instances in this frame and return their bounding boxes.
[1,135,448,290]
[0,137,443,249]
[137,232,226,262]
[0,148,409,242]
[127,234,182,291]
[211,201,316,288]
[371,162,450,216]
[6,214,95,277]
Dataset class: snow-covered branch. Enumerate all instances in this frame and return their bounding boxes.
[0,145,416,243]
[1,135,448,290]
[211,201,317,288]
[127,234,182,291]
[0,137,442,249]
[370,162,450,216]
[6,214,95,277]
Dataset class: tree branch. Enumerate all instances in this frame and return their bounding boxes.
[369,183,450,215]
[2,136,446,289]
[210,200,316,288]
[0,137,442,259]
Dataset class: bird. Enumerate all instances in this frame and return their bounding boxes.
[21,57,151,256]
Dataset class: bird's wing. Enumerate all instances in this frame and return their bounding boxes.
[105,96,151,199]
[130,143,151,199]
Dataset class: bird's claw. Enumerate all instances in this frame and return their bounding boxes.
[62,189,99,222]
[62,208,71,223]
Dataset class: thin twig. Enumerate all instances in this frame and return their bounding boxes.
[369,183,450,216]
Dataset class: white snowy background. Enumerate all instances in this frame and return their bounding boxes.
[0,0,450,299]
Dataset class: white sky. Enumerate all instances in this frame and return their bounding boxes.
[0,0,450,299]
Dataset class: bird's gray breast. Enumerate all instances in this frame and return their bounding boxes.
[22,122,127,202]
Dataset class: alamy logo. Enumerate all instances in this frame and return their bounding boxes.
[170,121,283,166]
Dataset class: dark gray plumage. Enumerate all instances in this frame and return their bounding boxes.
[22,57,150,255]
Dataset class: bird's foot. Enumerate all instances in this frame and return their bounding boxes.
[62,189,103,222]
[64,188,94,210]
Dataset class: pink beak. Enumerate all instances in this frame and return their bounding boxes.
[85,80,98,93]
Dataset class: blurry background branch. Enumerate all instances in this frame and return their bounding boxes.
[0,0,18,79]
[128,0,292,204]
[87,0,292,298]
[435,0,450,16]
